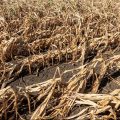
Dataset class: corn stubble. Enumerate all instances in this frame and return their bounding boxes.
[0,0,120,119]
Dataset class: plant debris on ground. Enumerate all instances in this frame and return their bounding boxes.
[0,0,120,120]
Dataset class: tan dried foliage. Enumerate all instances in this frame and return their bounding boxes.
[0,0,120,119]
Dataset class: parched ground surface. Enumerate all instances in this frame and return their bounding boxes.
[10,62,120,94]
[0,0,120,120]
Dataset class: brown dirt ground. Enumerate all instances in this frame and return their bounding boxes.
[10,61,120,94]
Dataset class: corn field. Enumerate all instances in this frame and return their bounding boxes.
[0,0,120,119]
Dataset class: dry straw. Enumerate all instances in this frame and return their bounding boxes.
[0,0,120,119]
